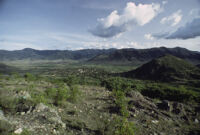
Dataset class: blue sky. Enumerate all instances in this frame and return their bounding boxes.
[0,0,200,51]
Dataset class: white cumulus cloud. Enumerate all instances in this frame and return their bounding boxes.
[155,16,200,40]
[90,2,161,38]
[144,34,154,40]
[162,1,168,5]
[160,10,182,26]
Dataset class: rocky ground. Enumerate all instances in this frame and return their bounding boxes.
[126,91,200,135]
[0,77,200,135]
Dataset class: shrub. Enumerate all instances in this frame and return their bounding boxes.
[102,77,136,134]
[31,94,47,105]
[68,85,81,103]
[18,129,31,135]
[112,90,129,117]
[102,77,132,93]
[45,84,80,106]
[0,94,35,114]
[0,96,18,113]
[45,88,57,99]
[54,86,69,106]
[63,75,78,87]
[96,115,135,135]
[17,97,36,112]
[114,117,135,135]
[48,78,63,85]
[11,72,21,79]
[24,73,36,82]
[102,77,123,91]
[0,119,14,135]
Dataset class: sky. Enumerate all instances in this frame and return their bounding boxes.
[0,0,200,51]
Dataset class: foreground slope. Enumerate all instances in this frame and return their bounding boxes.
[0,74,199,135]
[123,55,200,81]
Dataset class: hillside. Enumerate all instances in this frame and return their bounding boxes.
[197,64,200,68]
[89,47,200,65]
[123,55,200,82]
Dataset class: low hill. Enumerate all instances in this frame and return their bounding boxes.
[0,63,14,74]
[123,55,200,82]
[89,47,200,65]
[197,64,200,68]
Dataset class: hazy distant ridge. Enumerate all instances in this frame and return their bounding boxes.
[0,47,200,65]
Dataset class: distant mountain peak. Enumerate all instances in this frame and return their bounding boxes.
[22,48,35,51]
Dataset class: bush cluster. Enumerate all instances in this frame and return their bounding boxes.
[24,73,36,82]
[102,77,132,93]
[141,83,199,102]
[113,117,135,135]
[103,77,136,135]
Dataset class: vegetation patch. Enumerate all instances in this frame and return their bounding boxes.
[141,83,200,102]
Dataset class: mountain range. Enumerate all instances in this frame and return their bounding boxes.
[0,47,200,65]
[89,47,200,65]
[0,48,115,61]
